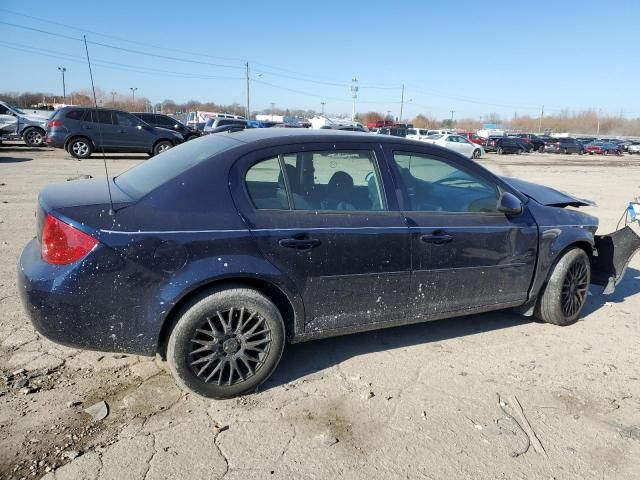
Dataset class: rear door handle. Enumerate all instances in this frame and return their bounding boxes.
[278,237,321,250]
[420,233,453,245]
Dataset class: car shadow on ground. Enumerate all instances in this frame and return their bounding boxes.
[263,309,530,391]
[0,157,32,163]
[263,270,640,391]
[0,147,49,153]
[84,155,148,161]
[582,267,640,316]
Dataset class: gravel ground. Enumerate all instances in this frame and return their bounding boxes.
[1,141,639,479]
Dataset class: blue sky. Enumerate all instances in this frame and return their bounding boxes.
[1,0,638,120]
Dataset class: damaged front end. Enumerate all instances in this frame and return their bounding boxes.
[591,226,640,294]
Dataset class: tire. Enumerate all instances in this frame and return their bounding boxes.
[23,127,45,147]
[153,140,173,156]
[167,286,286,399]
[67,137,93,159]
[538,146,545,153]
[472,149,481,159]
[517,148,523,155]
[563,148,569,155]
[534,248,590,326]
[496,147,503,155]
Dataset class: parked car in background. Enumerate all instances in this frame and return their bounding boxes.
[628,143,640,154]
[585,142,622,155]
[46,107,184,159]
[512,138,534,153]
[423,134,484,159]
[19,129,633,399]
[483,136,505,153]
[544,137,584,154]
[459,132,485,146]
[321,125,368,132]
[406,128,431,141]
[492,137,525,155]
[512,133,546,152]
[366,120,394,129]
[185,111,244,131]
[377,127,407,137]
[0,101,49,146]
[203,117,248,134]
[132,113,201,141]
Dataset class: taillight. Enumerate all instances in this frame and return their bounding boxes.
[47,120,62,128]
[41,214,98,265]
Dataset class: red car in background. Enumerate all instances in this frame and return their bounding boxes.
[366,120,394,129]
[459,132,485,146]
[586,142,622,155]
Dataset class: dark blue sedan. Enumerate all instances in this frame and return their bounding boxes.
[18,129,639,398]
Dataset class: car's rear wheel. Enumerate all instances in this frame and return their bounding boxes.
[167,287,285,399]
[517,148,523,155]
[535,248,590,326]
[23,127,45,147]
[152,140,173,156]
[496,147,503,155]
[67,137,93,159]
[538,146,545,153]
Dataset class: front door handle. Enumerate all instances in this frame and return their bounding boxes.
[420,233,453,245]
[278,237,321,250]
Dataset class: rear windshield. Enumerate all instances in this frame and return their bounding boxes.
[114,135,241,198]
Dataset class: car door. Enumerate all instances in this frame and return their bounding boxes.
[113,111,153,151]
[230,142,411,333]
[382,144,538,320]
[78,109,118,148]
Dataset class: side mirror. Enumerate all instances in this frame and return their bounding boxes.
[497,191,522,216]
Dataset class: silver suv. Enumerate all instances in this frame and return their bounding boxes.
[0,101,49,146]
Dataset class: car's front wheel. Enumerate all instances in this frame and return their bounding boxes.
[472,149,481,159]
[23,127,45,147]
[167,287,286,399]
[496,147,503,155]
[535,248,590,326]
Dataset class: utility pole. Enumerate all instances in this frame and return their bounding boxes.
[450,110,455,125]
[596,109,601,136]
[399,84,405,123]
[58,67,67,103]
[320,102,326,116]
[245,62,250,120]
[350,77,358,122]
[538,105,544,133]
[386,110,391,120]
[110,91,116,103]
[130,87,138,102]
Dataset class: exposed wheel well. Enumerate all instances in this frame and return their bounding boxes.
[157,277,296,359]
[541,241,593,291]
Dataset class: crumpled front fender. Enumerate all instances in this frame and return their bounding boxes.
[591,226,640,294]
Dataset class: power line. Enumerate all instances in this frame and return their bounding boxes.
[0,42,242,81]
[0,21,243,69]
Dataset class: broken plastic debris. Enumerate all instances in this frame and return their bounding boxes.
[84,400,109,421]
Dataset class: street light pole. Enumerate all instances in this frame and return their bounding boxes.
[245,61,250,120]
[399,84,405,123]
[596,109,601,136]
[538,105,544,133]
[350,77,358,122]
[58,67,67,103]
[110,91,116,103]
[130,87,138,103]
[450,110,455,126]
[320,102,326,116]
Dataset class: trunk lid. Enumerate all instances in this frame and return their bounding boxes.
[37,178,136,239]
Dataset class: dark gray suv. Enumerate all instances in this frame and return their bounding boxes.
[46,107,184,159]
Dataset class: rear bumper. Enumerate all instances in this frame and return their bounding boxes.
[45,132,66,148]
[18,238,159,355]
[591,226,640,294]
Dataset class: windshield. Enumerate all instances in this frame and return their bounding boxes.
[427,134,443,140]
[10,105,25,114]
[114,135,241,198]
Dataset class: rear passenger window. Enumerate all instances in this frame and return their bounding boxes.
[65,110,85,120]
[283,151,385,211]
[245,157,287,209]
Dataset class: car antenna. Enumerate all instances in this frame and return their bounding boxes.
[83,35,115,217]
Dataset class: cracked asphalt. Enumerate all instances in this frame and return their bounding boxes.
[1,142,640,479]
